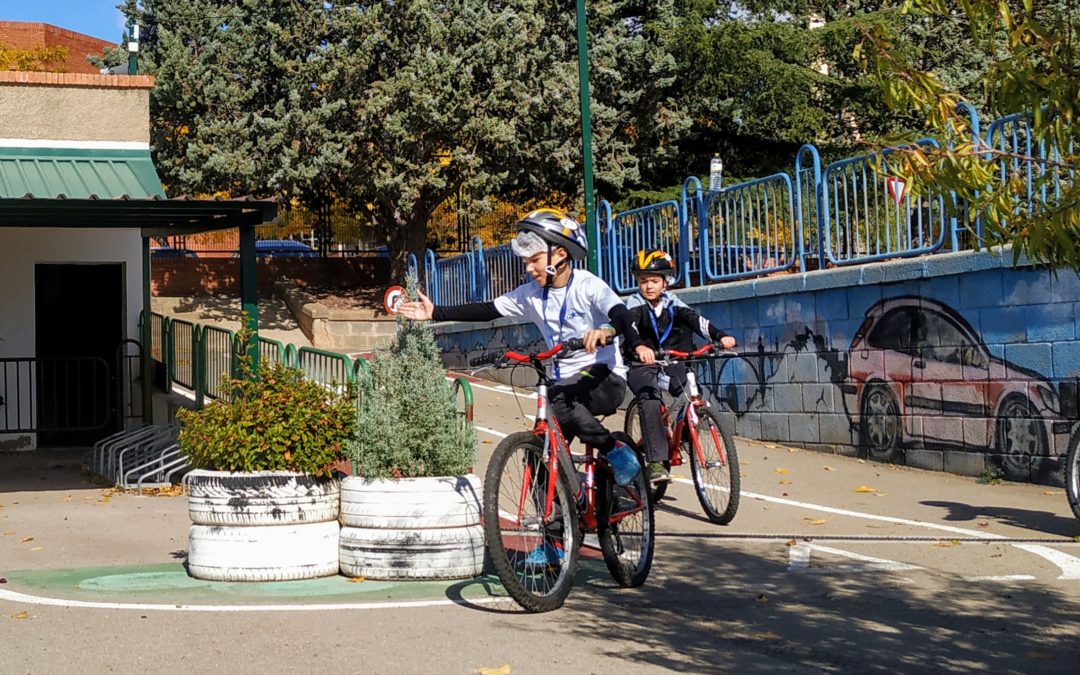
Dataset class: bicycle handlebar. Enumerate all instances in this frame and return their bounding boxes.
[503,337,586,364]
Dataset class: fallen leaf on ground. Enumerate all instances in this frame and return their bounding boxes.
[11,611,28,619]
[804,518,827,525]
[481,439,493,445]
[774,468,790,475]
[756,593,769,603]
[823,466,836,471]
[785,539,797,547]
[1042,490,1060,496]
[477,666,511,675]
[63,495,73,502]
[934,539,960,548]
[30,547,43,552]
[19,537,33,543]
[787,448,798,453]
[977,521,989,527]
[778,480,793,485]
[348,576,365,583]
[765,444,778,449]
[854,485,876,493]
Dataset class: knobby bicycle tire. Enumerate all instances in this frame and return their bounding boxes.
[688,407,741,524]
[483,431,580,612]
[597,465,655,588]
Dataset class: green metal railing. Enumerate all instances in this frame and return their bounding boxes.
[202,325,235,402]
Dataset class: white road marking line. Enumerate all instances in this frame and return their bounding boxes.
[964,575,1036,582]
[787,543,920,574]
[0,587,501,613]
[476,426,509,438]
[1012,544,1080,580]
[672,477,1080,580]
[461,380,537,399]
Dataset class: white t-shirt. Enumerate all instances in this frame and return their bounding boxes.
[493,269,625,380]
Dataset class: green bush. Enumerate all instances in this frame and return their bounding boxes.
[349,280,476,478]
[177,340,356,476]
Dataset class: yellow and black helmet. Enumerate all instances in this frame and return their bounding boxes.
[513,208,588,261]
[631,249,676,276]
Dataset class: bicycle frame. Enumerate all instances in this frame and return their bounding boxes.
[503,342,645,535]
[651,345,731,469]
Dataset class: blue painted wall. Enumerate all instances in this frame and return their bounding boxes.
[434,249,1080,486]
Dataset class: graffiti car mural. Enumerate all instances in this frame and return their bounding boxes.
[841,296,1073,479]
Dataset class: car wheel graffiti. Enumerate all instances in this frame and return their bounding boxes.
[859,383,902,462]
[994,394,1048,481]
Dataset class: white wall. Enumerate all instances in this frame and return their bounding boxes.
[0,227,143,449]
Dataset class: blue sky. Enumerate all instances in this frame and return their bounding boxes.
[2,0,127,42]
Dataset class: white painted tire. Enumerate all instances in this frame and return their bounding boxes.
[187,470,340,526]
[187,521,340,582]
[340,475,481,528]
[339,525,484,580]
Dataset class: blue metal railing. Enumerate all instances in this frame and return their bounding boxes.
[680,177,705,287]
[606,200,683,293]
[700,173,798,281]
[475,240,523,301]
[821,139,949,266]
[794,144,824,271]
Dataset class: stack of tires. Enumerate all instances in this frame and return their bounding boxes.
[338,475,484,580]
[186,470,341,581]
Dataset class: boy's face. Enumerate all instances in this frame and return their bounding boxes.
[524,247,567,286]
[637,273,666,301]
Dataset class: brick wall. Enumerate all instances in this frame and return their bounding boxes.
[152,258,392,296]
[0,22,113,74]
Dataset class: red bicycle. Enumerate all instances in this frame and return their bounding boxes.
[482,339,655,612]
[624,344,741,524]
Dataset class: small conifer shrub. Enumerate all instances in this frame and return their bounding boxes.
[349,275,476,478]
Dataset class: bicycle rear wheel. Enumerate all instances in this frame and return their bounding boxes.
[597,465,655,587]
[688,407,740,524]
[483,431,580,612]
[623,399,669,502]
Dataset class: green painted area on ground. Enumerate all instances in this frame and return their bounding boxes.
[4,563,506,605]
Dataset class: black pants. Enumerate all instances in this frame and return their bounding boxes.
[550,364,626,454]
[627,363,688,463]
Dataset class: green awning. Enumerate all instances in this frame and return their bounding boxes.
[0,146,166,200]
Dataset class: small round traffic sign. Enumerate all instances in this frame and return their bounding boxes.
[383,286,407,314]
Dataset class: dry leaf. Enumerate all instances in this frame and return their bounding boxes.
[804,518,827,525]
[934,539,960,548]
[348,576,365,583]
[30,547,43,552]
[63,495,73,502]
[765,444,778,449]
[19,536,33,543]
[785,539,797,547]
[823,466,836,472]
[477,666,511,675]
[1042,491,1059,496]
[778,480,793,485]
[977,521,989,528]
[481,440,493,445]
[854,485,876,493]
[774,468,790,475]
[787,448,798,453]
[11,611,28,619]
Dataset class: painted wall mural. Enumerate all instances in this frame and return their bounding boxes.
[434,257,1080,486]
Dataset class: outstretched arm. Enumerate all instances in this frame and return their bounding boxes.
[397,291,502,322]
[676,307,736,349]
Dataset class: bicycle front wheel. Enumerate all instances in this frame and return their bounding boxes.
[483,431,580,612]
[597,466,655,587]
[623,399,669,502]
[688,407,741,524]
[1066,428,1080,521]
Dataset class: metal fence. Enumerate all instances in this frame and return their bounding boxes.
[700,173,798,281]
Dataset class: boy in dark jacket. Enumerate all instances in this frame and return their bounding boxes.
[625,250,736,484]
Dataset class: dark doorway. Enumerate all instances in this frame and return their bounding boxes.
[35,264,124,446]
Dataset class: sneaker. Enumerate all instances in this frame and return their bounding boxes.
[523,542,565,567]
[607,441,641,487]
[646,462,672,485]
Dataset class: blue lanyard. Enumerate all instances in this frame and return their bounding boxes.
[541,271,574,380]
[647,301,675,347]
